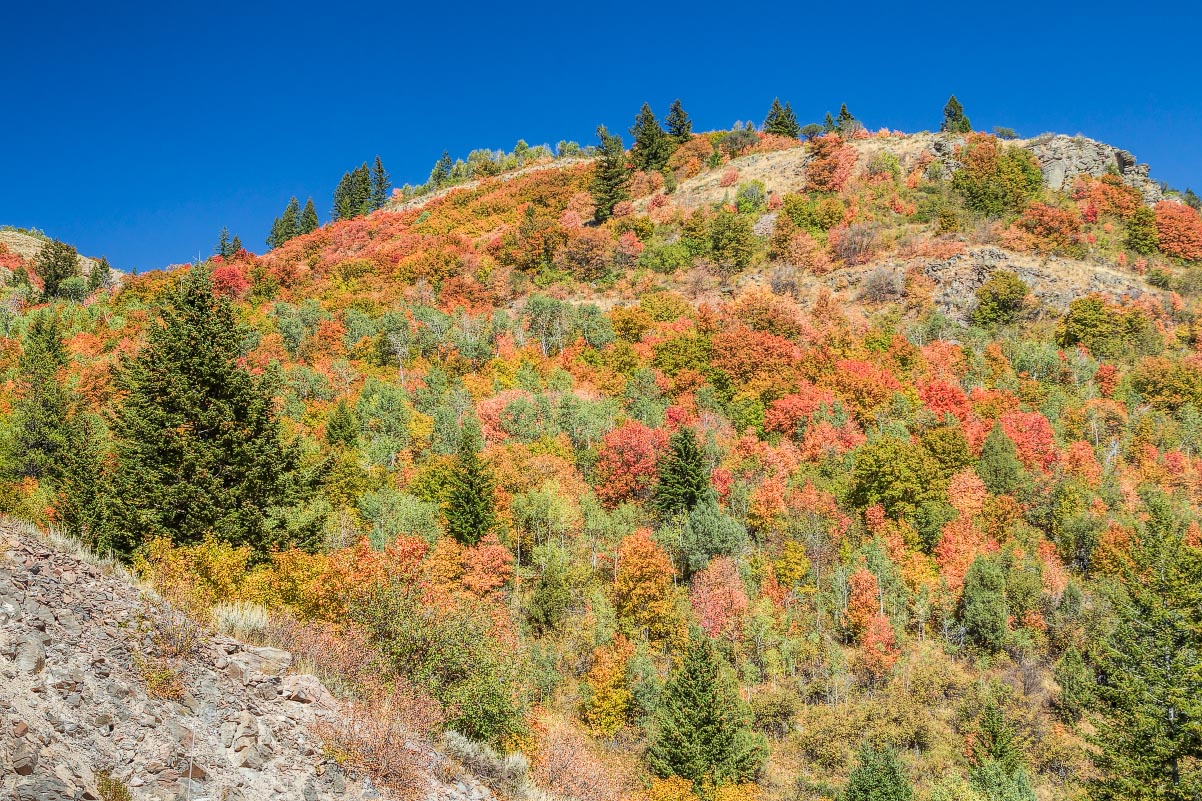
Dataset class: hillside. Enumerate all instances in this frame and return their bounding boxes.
[4,103,1202,801]
[0,228,104,277]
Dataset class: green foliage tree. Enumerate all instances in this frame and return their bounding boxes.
[646,629,767,789]
[87,256,112,292]
[1087,491,1202,800]
[976,424,1024,495]
[325,398,359,449]
[653,427,711,518]
[630,103,673,173]
[971,270,1029,327]
[33,238,82,299]
[968,700,1035,801]
[430,150,453,188]
[3,313,72,483]
[590,125,629,223]
[836,103,858,135]
[443,423,496,545]
[1126,205,1159,255]
[961,556,1009,651]
[216,226,233,258]
[710,209,757,274]
[528,544,571,634]
[951,140,1043,218]
[763,98,801,138]
[851,436,944,520]
[1053,646,1093,724]
[666,99,692,143]
[843,743,913,801]
[941,95,972,134]
[299,197,319,235]
[823,112,837,134]
[370,155,391,210]
[101,265,300,557]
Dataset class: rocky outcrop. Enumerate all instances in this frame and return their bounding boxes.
[0,524,495,801]
[1022,134,1162,203]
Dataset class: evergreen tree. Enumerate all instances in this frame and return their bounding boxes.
[666,99,692,143]
[843,743,913,801]
[646,629,767,788]
[299,198,319,234]
[3,312,72,483]
[266,216,283,250]
[823,112,837,133]
[969,700,1036,801]
[976,423,1024,495]
[763,98,801,138]
[443,422,496,545]
[430,151,453,188]
[528,546,571,634]
[653,427,711,517]
[281,196,300,241]
[325,398,359,448]
[230,234,242,254]
[630,103,673,172]
[370,155,391,210]
[941,95,973,134]
[101,265,299,557]
[1126,206,1159,255]
[800,123,824,140]
[836,103,857,135]
[216,226,233,258]
[1053,646,1093,724]
[961,556,1009,651]
[351,164,372,215]
[333,171,355,221]
[56,411,110,544]
[1088,491,1202,800]
[87,256,112,292]
[590,125,629,223]
[33,238,82,299]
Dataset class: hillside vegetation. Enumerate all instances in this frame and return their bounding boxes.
[4,97,1202,801]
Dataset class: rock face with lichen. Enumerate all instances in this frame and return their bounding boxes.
[1022,133,1162,203]
[0,523,495,801]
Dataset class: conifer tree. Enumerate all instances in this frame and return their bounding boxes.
[333,171,355,221]
[56,411,109,544]
[3,312,72,483]
[33,238,82,299]
[216,226,233,258]
[763,98,800,138]
[976,423,1024,495]
[370,155,391,210]
[87,256,112,291]
[630,103,673,172]
[443,421,496,545]
[1088,491,1202,800]
[941,95,973,134]
[101,265,299,557]
[300,198,319,234]
[590,125,629,223]
[666,99,692,143]
[281,196,300,241]
[230,234,242,254]
[325,398,359,448]
[351,164,372,215]
[430,151,453,188]
[961,555,1009,651]
[843,743,913,801]
[646,629,767,788]
[823,112,837,133]
[836,103,857,135]
[968,700,1036,801]
[266,217,282,250]
[653,427,711,517]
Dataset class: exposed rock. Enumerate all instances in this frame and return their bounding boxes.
[1022,134,1162,203]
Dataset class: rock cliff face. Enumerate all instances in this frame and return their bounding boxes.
[0,523,494,801]
[1022,134,1162,203]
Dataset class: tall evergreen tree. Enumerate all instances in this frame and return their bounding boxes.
[281,196,301,240]
[590,125,630,223]
[1088,491,1202,800]
[630,103,673,172]
[230,234,242,254]
[823,112,837,133]
[216,226,233,258]
[351,164,371,215]
[56,411,109,544]
[333,171,355,221]
[370,155,391,210]
[654,427,711,517]
[836,103,857,135]
[843,743,913,801]
[33,238,82,299]
[101,265,299,557]
[299,198,319,235]
[961,556,1009,651]
[941,95,973,134]
[3,313,72,482]
[325,398,359,449]
[666,99,692,143]
[976,423,1024,495]
[646,630,767,789]
[968,700,1036,801]
[763,98,801,138]
[443,422,496,545]
[87,256,112,291]
[430,151,453,188]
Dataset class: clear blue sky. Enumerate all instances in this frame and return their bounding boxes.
[3,1,1199,271]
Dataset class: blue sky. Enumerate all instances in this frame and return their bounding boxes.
[2,1,1199,271]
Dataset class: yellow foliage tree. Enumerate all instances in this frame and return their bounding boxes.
[580,634,634,737]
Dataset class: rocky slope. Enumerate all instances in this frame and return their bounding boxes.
[0,229,103,276]
[0,521,495,801]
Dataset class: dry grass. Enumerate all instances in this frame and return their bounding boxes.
[212,601,271,641]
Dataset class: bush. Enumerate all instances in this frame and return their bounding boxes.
[832,223,878,266]
[951,134,1043,217]
[860,266,905,302]
[734,181,767,214]
[971,270,1029,327]
[1154,200,1202,261]
[58,275,89,302]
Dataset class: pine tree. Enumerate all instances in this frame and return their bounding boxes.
[646,629,767,788]
[266,217,282,250]
[300,198,319,234]
[941,95,973,134]
[33,238,82,299]
[976,423,1024,495]
[351,164,372,215]
[590,125,629,223]
[666,99,692,143]
[216,226,232,258]
[843,743,913,801]
[325,398,359,448]
[1053,646,1093,724]
[87,256,112,291]
[654,427,712,517]
[961,555,1009,651]
[836,103,857,135]
[280,196,300,242]
[430,151,453,188]
[763,98,800,138]
[333,171,355,221]
[101,265,299,557]
[443,422,496,545]
[3,312,72,483]
[370,155,391,210]
[630,103,673,172]
[823,112,837,133]
[1088,491,1202,800]
[968,700,1036,801]
[528,546,571,634]
[230,234,242,254]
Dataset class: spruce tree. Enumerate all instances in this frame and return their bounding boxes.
[216,226,232,258]
[3,312,72,483]
[333,171,355,221]
[87,256,112,292]
[33,238,82,299]
[590,125,629,223]
[430,151,453,188]
[370,155,391,210]
[351,164,372,215]
[836,103,857,135]
[630,103,673,172]
[101,265,299,557]
[646,630,767,788]
[843,743,913,801]
[968,700,1036,801]
[325,398,359,448]
[1053,646,1093,724]
[976,423,1024,495]
[443,422,496,545]
[961,555,1009,651]
[823,112,837,133]
[941,95,972,134]
[300,198,319,235]
[654,427,712,517]
[280,196,301,242]
[763,98,800,138]
[666,99,692,143]
[56,411,110,544]
[1088,491,1202,800]
[230,234,242,254]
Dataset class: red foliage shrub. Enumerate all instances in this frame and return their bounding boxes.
[594,421,669,507]
[1019,203,1082,254]
[690,557,749,640]
[804,134,857,193]
[1154,201,1202,260]
[211,263,250,299]
[719,168,739,188]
